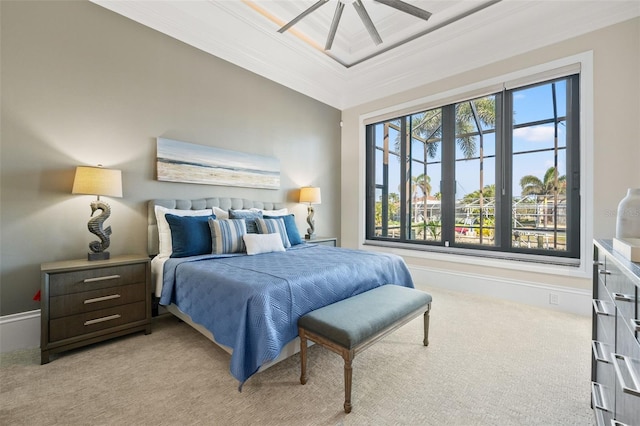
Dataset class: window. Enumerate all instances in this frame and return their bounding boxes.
[365,74,580,262]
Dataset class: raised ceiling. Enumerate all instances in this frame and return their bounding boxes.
[246,0,501,67]
[92,0,639,109]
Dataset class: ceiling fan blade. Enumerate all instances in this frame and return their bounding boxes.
[353,0,382,45]
[278,0,330,33]
[325,2,345,51]
[374,0,432,21]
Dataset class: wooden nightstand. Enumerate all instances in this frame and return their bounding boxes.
[305,236,338,247]
[40,254,151,364]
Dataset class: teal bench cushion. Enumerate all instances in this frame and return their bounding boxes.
[298,285,432,349]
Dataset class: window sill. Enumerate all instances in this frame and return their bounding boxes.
[362,239,589,278]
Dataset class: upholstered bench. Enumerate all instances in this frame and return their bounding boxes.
[298,284,432,413]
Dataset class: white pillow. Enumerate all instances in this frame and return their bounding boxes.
[155,205,212,258]
[212,206,229,220]
[243,233,285,255]
[260,208,289,216]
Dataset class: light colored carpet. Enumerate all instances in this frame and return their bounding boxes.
[0,286,594,425]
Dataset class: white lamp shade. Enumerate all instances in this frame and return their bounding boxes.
[72,166,123,198]
[299,186,321,204]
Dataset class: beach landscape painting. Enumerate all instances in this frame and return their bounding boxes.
[156,138,280,189]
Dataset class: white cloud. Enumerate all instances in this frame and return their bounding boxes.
[513,125,555,142]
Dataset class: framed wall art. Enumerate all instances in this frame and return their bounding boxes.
[156,137,280,189]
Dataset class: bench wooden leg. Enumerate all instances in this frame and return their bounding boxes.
[299,328,308,385]
[342,350,354,413]
[423,304,431,346]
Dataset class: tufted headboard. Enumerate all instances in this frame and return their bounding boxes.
[147,197,286,256]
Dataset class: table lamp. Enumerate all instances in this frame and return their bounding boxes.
[299,186,321,240]
[72,165,123,260]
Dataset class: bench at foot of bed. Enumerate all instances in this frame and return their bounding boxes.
[297,284,432,413]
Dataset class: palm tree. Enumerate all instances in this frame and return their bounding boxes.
[415,173,431,223]
[454,97,496,157]
[462,184,496,208]
[519,166,566,229]
[384,97,496,242]
[392,97,497,159]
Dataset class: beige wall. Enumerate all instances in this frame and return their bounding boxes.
[0,1,341,315]
[341,17,640,291]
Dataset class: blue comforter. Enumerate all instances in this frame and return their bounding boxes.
[159,244,414,387]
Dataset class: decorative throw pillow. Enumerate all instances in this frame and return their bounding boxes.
[166,214,214,258]
[259,208,289,216]
[255,218,291,248]
[208,218,247,254]
[264,214,303,245]
[212,206,229,220]
[243,233,285,256]
[155,205,213,258]
[229,209,263,234]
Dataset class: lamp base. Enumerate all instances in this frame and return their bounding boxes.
[305,234,316,240]
[88,251,110,261]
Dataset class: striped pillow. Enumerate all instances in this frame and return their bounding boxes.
[208,218,247,254]
[255,218,291,249]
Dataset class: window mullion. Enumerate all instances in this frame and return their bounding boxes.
[566,75,580,257]
[498,89,512,249]
[441,105,456,246]
[399,117,410,241]
[365,125,377,238]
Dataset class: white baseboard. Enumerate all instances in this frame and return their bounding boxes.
[408,265,592,316]
[0,309,40,354]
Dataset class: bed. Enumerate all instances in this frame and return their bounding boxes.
[148,197,414,388]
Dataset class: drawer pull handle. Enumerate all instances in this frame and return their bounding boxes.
[591,382,612,412]
[612,353,640,397]
[591,341,610,363]
[84,294,121,304]
[592,299,614,317]
[83,274,121,283]
[613,292,635,302]
[84,314,121,326]
[599,269,611,275]
[632,319,640,333]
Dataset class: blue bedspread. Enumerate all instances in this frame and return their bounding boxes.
[159,244,414,387]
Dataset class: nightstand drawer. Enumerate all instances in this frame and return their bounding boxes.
[49,263,146,296]
[306,237,337,247]
[49,301,146,342]
[49,283,146,319]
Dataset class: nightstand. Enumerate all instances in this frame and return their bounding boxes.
[40,254,151,364]
[305,236,338,247]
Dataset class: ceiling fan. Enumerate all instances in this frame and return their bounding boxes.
[277,0,432,51]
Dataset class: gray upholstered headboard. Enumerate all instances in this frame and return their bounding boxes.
[147,198,286,256]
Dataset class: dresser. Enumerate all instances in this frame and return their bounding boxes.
[40,255,151,364]
[592,240,640,425]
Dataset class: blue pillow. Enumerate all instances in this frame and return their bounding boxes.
[229,209,263,234]
[166,214,215,258]
[265,214,303,245]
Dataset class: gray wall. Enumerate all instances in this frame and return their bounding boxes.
[0,1,341,315]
